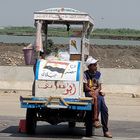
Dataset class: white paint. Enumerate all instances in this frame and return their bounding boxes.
[35,80,80,98]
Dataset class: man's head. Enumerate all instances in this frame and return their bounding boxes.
[86,56,98,72]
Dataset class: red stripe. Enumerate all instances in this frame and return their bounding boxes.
[47,61,69,65]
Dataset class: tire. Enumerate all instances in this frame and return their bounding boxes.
[85,110,93,137]
[26,108,37,134]
[68,122,76,128]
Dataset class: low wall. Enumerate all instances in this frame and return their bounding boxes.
[101,68,140,94]
[0,66,140,94]
[0,66,34,91]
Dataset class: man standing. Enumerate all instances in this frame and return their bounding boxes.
[84,56,112,138]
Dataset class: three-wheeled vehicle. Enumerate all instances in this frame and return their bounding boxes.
[20,8,94,136]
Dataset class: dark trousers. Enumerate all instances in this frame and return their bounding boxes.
[98,95,109,133]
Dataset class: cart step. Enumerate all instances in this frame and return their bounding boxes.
[47,104,68,109]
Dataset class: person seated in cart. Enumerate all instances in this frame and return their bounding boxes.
[83,56,101,128]
[83,56,112,138]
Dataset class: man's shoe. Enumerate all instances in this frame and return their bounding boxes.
[104,132,112,138]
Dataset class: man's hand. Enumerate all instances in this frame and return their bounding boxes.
[99,92,105,96]
[94,89,99,96]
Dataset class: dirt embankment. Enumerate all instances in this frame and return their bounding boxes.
[90,45,140,69]
[0,43,140,69]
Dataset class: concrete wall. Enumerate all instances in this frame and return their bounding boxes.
[0,66,140,94]
[101,68,140,94]
[0,66,34,91]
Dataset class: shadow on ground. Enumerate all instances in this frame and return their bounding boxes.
[0,120,140,139]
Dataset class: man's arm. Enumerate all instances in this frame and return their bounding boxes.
[94,71,102,96]
[83,73,94,96]
[84,83,92,92]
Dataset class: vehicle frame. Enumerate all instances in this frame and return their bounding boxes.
[20,7,94,136]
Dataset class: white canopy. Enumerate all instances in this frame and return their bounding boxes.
[34,7,94,26]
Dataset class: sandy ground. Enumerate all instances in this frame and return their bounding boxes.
[0,91,31,117]
[0,43,140,69]
[0,90,140,122]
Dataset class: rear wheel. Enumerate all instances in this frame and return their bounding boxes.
[85,110,93,137]
[26,108,37,134]
[68,122,76,128]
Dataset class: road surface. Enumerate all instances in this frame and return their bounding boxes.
[0,90,140,140]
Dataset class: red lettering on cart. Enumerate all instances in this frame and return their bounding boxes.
[63,83,76,95]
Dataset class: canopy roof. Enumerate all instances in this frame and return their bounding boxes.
[34,8,94,25]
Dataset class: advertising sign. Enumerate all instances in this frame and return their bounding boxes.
[35,59,80,81]
[69,38,81,54]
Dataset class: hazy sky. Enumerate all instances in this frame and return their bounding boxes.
[0,0,140,29]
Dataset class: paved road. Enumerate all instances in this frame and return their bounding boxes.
[0,91,140,140]
[0,116,140,140]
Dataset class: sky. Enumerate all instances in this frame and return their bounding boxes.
[0,0,140,29]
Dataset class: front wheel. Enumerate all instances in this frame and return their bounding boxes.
[26,108,37,134]
[85,110,93,137]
